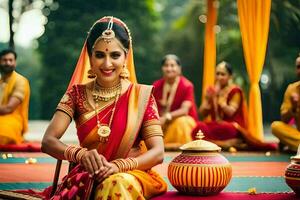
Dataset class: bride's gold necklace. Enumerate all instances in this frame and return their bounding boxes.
[93,81,122,102]
[93,80,121,143]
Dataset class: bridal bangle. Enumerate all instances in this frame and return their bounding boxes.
[64,145,88,163]
[111,157,138,172]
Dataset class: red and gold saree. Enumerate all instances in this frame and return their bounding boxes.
[43,82,167,199]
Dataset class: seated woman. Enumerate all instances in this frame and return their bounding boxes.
[192,61,277,150]
[153,54,198,148]
[40,16,167,199]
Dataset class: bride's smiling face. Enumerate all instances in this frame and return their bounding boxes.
[90,39,127,87]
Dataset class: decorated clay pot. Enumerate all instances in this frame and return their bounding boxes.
[285,151,300,195]
[168,132,232,195]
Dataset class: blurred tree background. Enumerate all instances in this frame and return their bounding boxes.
[0,0,299,123]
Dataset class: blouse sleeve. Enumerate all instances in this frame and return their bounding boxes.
[228,92,241,110]
[11,76,27,101]
[141,95,163,140]
[56,86,76,119]
[183,84,195,104]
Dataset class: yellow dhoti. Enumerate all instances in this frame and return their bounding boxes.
[0,71,30,145]
[0,114,23,144]
[271,121,300,151]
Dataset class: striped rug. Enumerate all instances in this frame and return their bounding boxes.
[0,151,298,199]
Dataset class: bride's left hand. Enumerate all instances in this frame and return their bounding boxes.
[94,160,119,182]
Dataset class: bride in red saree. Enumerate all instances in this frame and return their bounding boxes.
[41,16,167,199]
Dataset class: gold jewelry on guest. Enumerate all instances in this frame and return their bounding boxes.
[120,65,130,79]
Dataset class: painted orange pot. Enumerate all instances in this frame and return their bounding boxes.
[168,132,232,195]
[285,153,300,196]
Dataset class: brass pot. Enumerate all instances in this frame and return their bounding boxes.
[285,150,300,196]
[168,132,232,195]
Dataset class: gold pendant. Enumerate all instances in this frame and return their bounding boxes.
[97,125,111,138]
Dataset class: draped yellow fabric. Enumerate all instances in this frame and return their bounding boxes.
[0,72,30,144]
[202,0,218,101]
[237,0,271,141]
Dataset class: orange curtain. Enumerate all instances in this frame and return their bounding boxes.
[202,0,218,101]
[237,0,271,141]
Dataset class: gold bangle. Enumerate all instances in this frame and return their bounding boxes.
[64,145,87,163]
[111,157,138,172]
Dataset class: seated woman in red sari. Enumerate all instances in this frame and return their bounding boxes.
[41,16,167,199]
[192,61,277,150]
[153,54,198,148]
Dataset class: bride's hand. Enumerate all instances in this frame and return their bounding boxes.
[95,161,119,182]
[80,149,107,177]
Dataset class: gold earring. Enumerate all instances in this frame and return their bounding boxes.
[87,69,96,79]
[120,65,130,79]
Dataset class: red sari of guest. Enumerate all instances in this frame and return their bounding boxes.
[192,85,277,151]
[153,76,198,121]
[193,85,244,140]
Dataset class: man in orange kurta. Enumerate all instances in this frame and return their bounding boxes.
[0,49,30,145]
[271,54,300,152]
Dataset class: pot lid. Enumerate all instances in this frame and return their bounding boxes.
[291,145,300,161]
[179,131,221,152]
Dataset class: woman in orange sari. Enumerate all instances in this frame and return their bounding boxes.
[153,54,198,148]
[41,16,167,199]
[192,61,277,150]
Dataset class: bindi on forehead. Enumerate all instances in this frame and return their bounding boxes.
[105,48,109,52]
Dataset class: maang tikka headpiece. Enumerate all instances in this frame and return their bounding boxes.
[101,16,115,43]
[92,16,130,53]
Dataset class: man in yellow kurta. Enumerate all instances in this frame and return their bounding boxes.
[0,49,30,145]
[271,54,300,152]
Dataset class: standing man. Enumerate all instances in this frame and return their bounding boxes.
[271,54,300,152]
[0,49,30,144]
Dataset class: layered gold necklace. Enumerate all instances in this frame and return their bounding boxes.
[93,80,121,143]
[93,81,122,102]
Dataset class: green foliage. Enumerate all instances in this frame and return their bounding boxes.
[159,0,206,105]
[14,47,43,119]
[38,0,161,119]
